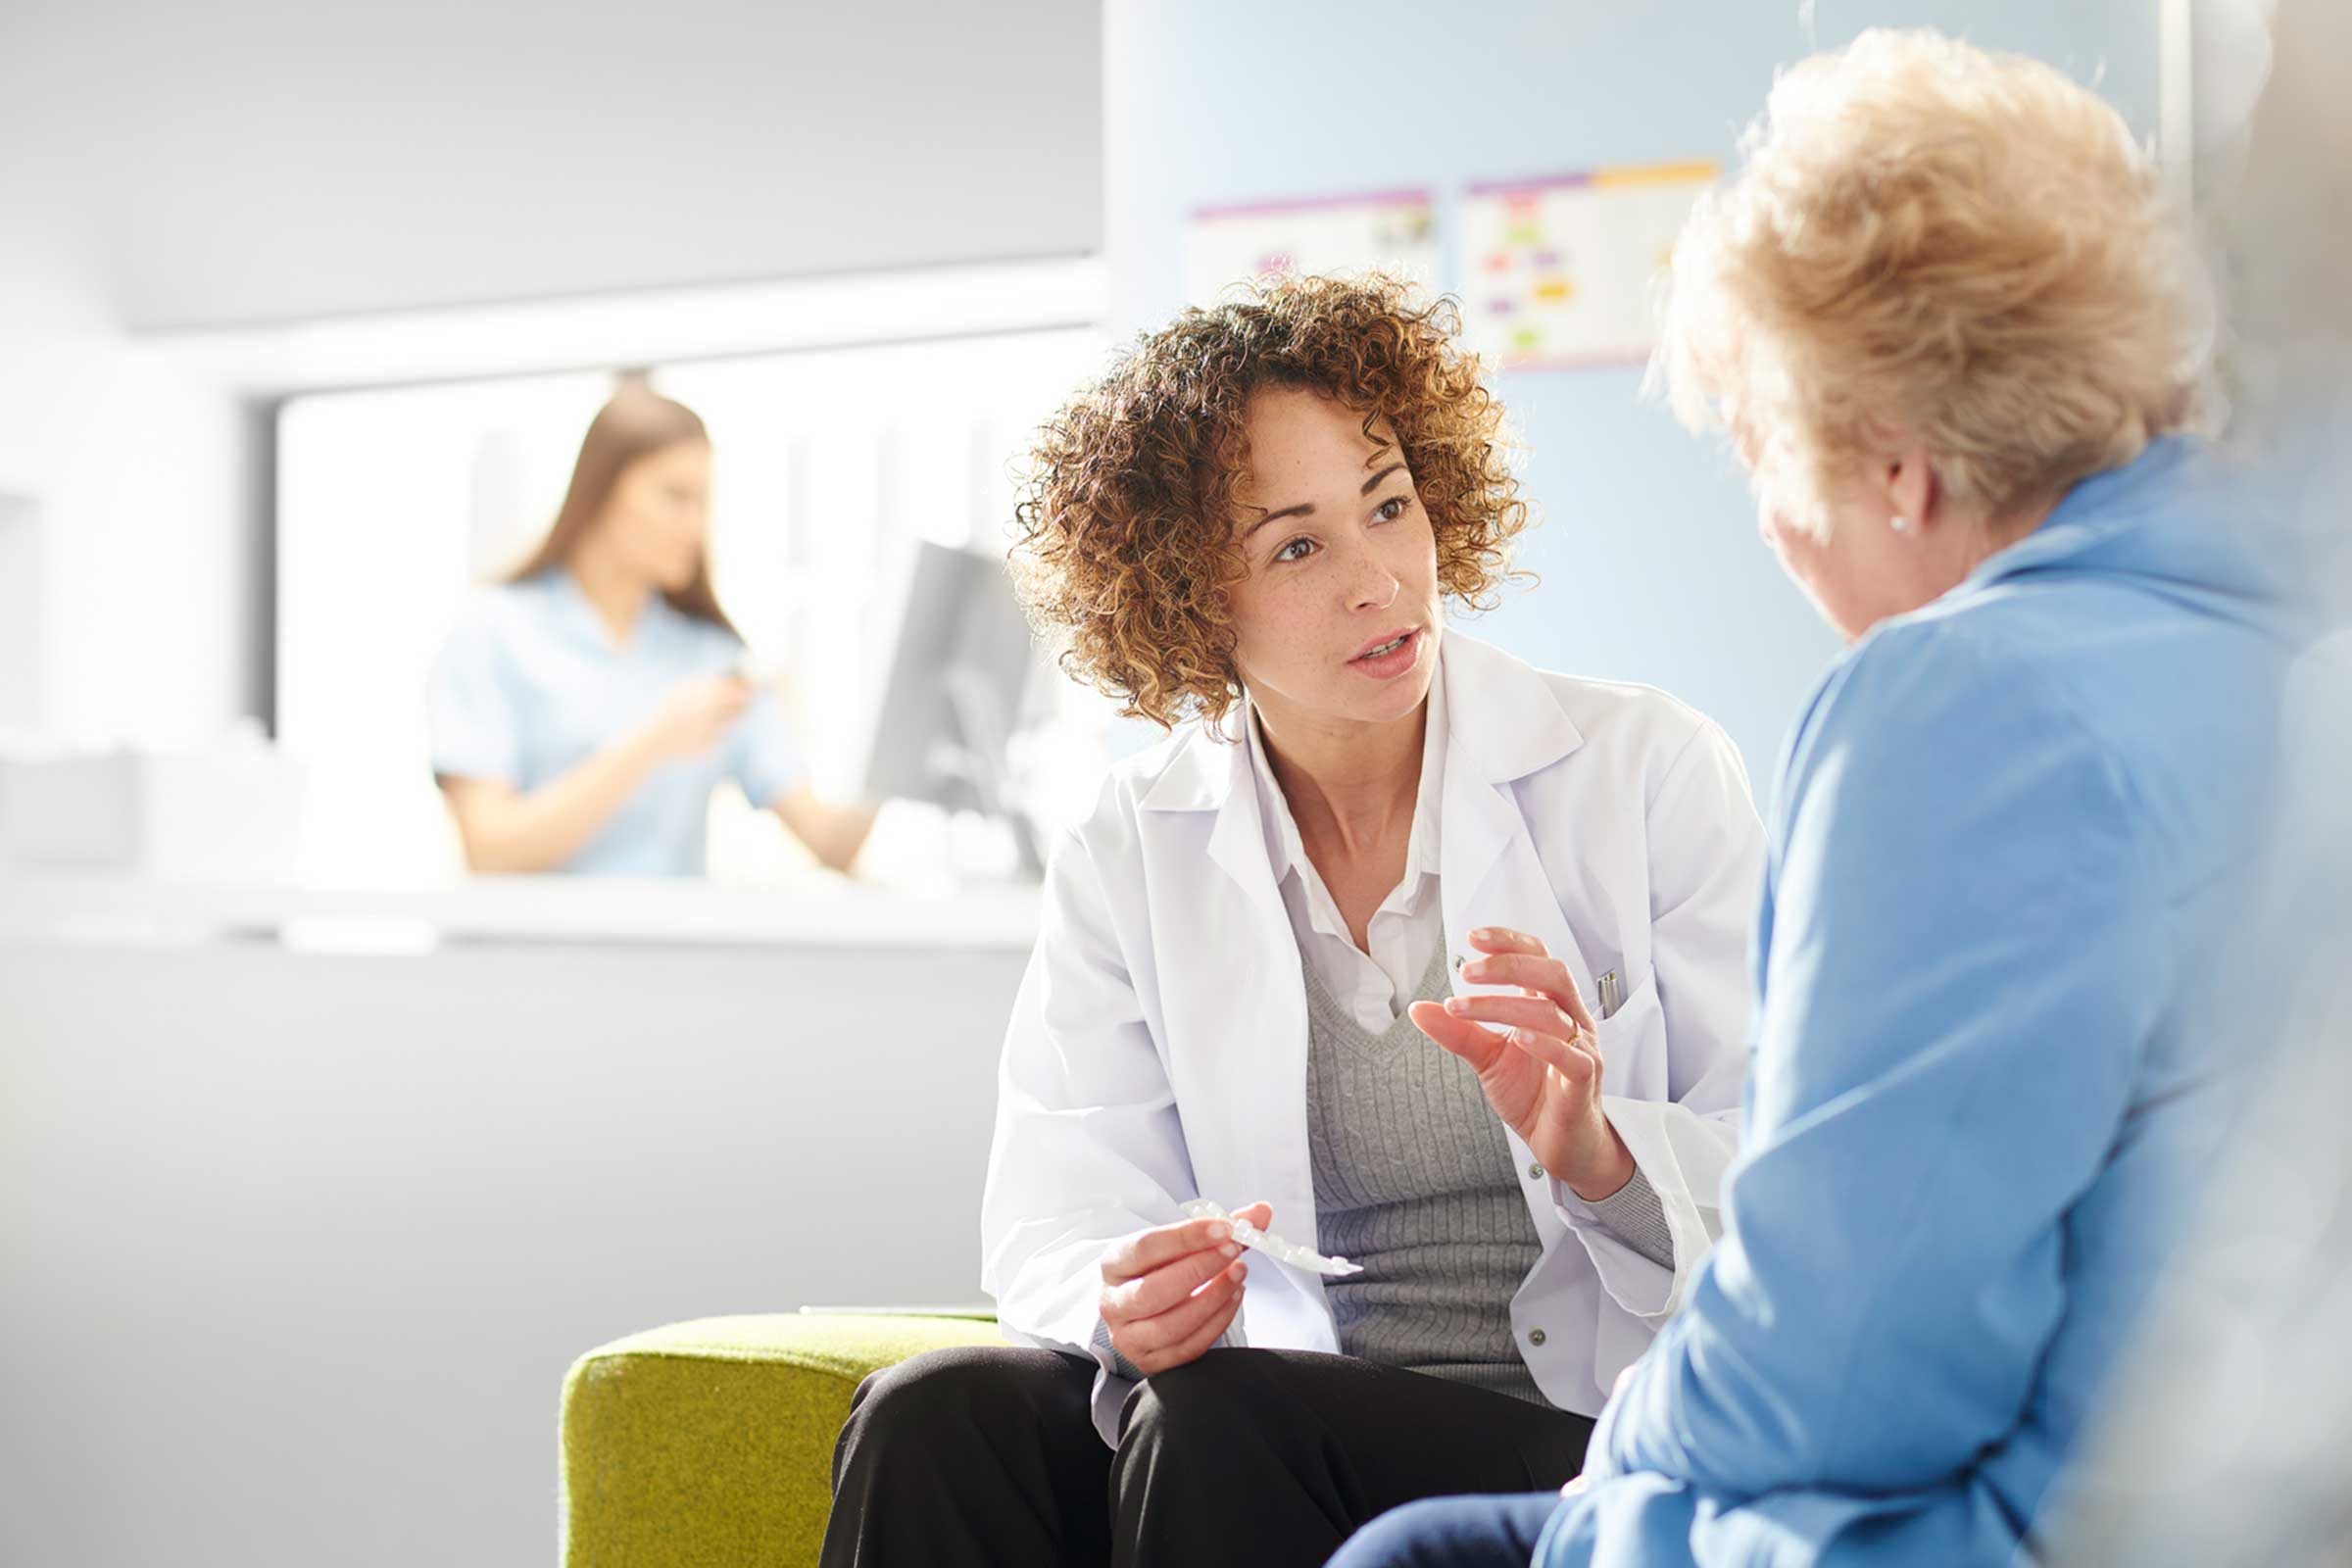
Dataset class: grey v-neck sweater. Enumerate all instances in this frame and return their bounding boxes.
[1302,949,1555,1405]
[1301,945,1679,1407]
[1090,947,1678,1398]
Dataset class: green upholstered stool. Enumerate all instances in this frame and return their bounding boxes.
[561,1310,1005,1567]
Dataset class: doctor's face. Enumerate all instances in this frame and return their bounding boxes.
[1225,385,1443,733]
[599,438,713,594]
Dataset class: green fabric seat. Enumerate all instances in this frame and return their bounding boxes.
[561,1311,1006,1566]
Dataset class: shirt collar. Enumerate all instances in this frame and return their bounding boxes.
[1961,435,2196,592]
[538,567,681,658]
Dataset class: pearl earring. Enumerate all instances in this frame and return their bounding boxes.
[1889,514,1912,533]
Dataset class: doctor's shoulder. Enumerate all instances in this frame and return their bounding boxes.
[1532,668,1749,801]
[1052,718,1218,861]
[1033,712,1253,910]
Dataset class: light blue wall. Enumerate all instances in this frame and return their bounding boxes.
[1104,0,2162,788]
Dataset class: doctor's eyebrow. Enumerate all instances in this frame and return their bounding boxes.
[1241,462,1410,539]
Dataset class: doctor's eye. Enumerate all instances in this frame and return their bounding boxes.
[1370,495,1410,525]
[1274,536,1319,564]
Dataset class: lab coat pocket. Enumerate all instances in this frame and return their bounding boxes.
[1591,968,1664,1100]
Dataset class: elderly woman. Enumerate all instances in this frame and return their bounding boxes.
[1333,26,2298,1568]
[815,274,1765,1567]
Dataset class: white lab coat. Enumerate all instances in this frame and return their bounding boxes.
[980,633,1763,1442]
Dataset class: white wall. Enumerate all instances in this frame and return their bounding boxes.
[0,492,48,734]
[0,173,257,748]
[11,0,1102,329]
[0,932,1025,1568]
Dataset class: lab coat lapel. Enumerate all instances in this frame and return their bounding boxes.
[1436,634,1592,995]
[1435,635,1593,1237]
[1138,718,1330,1347]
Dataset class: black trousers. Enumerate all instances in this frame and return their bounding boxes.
[818,1345,1594,1568]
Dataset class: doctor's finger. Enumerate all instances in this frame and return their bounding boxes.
[1467,927,1551,958]
[1111,1243,1246,1321]
[1102,1216,1233,1286]
[1409,1001,1510,1070]
[1121,1260,1246,1363]
[1439,993,1585,1043]
[1138,1276,1247,1374]
[1457,954,1596,1034]
[1504,1025,1597,1087]
[1114,1270,1238,1365]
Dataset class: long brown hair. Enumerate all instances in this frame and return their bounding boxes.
[505,377,740,636]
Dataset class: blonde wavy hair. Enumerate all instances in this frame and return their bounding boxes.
[1011,273,1528,730]
[1656,27,2217,535]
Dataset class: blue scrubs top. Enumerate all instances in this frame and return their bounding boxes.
[425,570,803,876]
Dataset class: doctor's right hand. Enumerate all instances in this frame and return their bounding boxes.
[1098,1201,1270,1376]
[635,674,752,763]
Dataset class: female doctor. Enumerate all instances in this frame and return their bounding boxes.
[818,275,1764,1568]
[427,381,874,876]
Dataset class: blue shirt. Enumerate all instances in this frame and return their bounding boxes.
[425,570,803,876]
[1534,440,2299,1566]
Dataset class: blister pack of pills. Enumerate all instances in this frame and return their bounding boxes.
[1180,1199,1364,1277]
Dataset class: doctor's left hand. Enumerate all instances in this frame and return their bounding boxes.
[1409,926,1636,1201]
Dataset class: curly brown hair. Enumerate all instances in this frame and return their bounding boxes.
[1010,272,1530,729]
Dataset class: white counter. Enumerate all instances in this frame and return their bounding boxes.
[0,874,1038,1568]
[0,870,1043,950]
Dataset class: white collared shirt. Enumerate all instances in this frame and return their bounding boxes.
[1246,662,1448,1033]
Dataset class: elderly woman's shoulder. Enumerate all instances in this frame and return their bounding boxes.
[1806,609,1985,708]
[1785,610,2102,792]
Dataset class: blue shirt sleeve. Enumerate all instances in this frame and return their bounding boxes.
[1587,619,2161,1500]
[729,687,804,809]
[425,603,524,785]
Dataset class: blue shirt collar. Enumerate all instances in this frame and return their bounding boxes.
[1963,436,2195,591]
[533,567,680,657]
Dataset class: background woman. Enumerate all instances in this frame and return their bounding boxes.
[427,380,873,876]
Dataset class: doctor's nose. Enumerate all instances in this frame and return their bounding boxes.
[1347,557,1401,612]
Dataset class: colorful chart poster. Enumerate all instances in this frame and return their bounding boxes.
[1461,162,1718,370]
[1184,188,1439,308]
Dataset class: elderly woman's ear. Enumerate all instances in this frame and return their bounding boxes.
[1881,446,1937,537]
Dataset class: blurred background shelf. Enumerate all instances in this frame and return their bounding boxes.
[0,871,1044,951]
